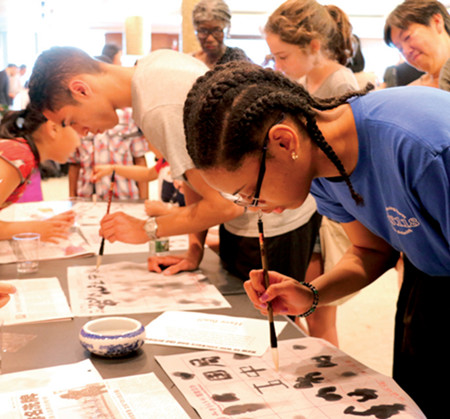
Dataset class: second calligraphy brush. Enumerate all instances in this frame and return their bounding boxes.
[257,213,279,371]
[95,170,115,270]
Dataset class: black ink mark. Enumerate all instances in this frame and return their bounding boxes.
[233,353,250,360]
[293,372,324,389]
[189,356,224,367]
[240,365,267,378]
[203,370,232,381]
[344,404,406,418]
[223,403,266,415]
[173,371,194,380]
[293,344,307,350]
[212,393,239,402]
[317,386,343,402]
[342,371,357,378]
[347,388,378,402]
[312,355,337,368]
[254,380,289,394]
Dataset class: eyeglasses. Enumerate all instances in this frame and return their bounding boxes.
[195,27,224,40]
[220,114,285,208]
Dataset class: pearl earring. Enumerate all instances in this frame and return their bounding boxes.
[291,152,299,161]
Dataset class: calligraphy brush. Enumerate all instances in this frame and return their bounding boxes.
[257,213,279,371]
[95,170,115,270]
[92,140,97,204]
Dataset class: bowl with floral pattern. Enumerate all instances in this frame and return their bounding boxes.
[79,317,145,357]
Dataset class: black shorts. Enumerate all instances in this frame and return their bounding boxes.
[393,255,450,418]
[218,211,322,282]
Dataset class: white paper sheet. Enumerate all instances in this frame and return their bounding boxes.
[0,360,101,394]
[0,201,73,222]
[156,336,426,419]
[0,372,190,419]
[0,231,94,264]
[0,277,73,325]
[67,261,231,317]
[79,226,189,255]
[146,311,287,356]
[71,201,148,226]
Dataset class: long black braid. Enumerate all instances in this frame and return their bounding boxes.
[184,61,372,205]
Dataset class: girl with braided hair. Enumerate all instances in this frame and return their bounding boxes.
[184,60,450,418]
[263,0,361,346]
[0,105,77,241]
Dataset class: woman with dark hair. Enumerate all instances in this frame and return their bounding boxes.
[384,0,450,88]
[0,105,78,240]
[184,60,450,418]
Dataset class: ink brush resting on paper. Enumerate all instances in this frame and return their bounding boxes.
[96,170,115,270]
[257,212,279,371]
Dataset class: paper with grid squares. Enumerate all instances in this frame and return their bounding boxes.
[156,337,425,418]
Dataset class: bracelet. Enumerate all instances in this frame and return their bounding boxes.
[297,281,319,318]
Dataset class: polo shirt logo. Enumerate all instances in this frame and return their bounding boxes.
[386,207,420,235]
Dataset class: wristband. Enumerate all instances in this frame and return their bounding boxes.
[297,281,319,318]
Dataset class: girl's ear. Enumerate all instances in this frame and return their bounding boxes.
[309,39,321,54]
[269,124,300,154]
[41,120,59,141]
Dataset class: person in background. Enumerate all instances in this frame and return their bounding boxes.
[0,105,77,241]
[183,60,450,418]
[0,64,18,111]
[382,60,424,88]
[439,57,450,90]
[96,43,122,65]
[264,0,361,346]
[68,52,149,201]
[191,0,251,69]
[384,0,450,88]
[0,282,16,308]
[68,114,149,200]
[346,34,378,89]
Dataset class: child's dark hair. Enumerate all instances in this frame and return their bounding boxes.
[0,105,47,163]
[184,61,372,205]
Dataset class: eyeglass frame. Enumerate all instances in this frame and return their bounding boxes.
[195,27,225,40]
[220,113,285,208]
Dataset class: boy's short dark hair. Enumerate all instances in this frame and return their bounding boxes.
[28,46,102,112]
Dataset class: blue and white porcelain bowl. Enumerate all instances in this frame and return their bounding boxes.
[79,317,145,357]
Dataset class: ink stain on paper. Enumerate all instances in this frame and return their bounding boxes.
[173,371,195,380]
[294,372,324,389]
[233,353,250,360]
[292,344,307,350]
[317,386,343,402]
[344,403,405,418]
[212,393,239,402]
[347,388,378,402]
[222,403,266,415]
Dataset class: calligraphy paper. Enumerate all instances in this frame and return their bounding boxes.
[0,231,94,264]
[0,360,101,394]
[146,311,287,356]
[71,201,148,226]
[79,226,188,255]
[156,337,425,419]
[67,261,230,317]
[0,372,190,418]
[0,277,73,325]
[0,201,72,222]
